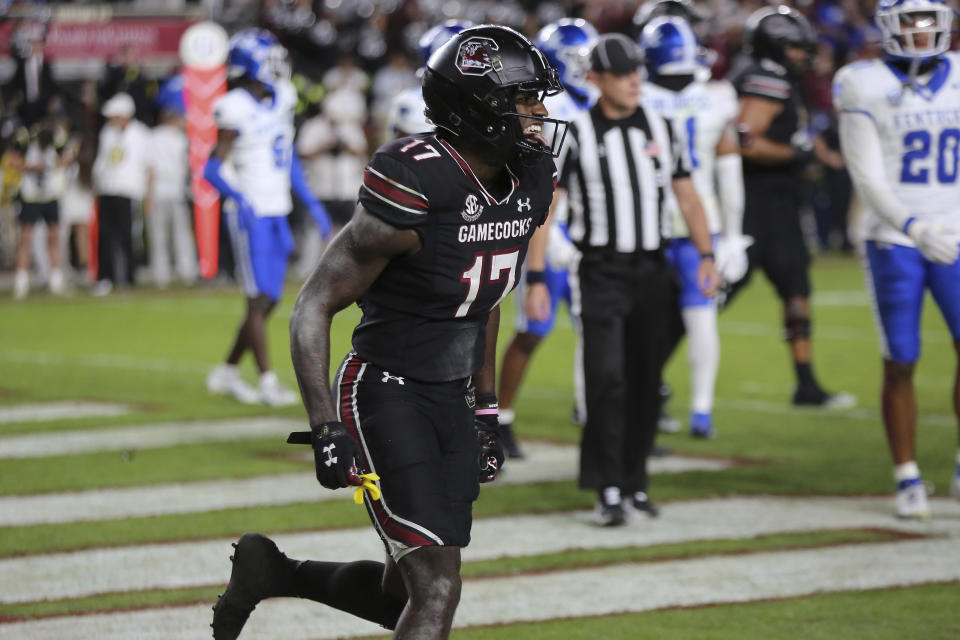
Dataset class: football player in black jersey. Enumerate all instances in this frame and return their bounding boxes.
[727,6,854,408]
[210,25,566,640]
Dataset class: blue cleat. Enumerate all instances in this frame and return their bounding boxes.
[689,412,715,439]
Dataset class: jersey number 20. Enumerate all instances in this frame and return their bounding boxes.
[900,128,960,184]
[456,249,520,317]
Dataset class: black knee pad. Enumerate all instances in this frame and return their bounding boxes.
[784,311,811,341]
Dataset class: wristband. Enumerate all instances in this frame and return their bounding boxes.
[475,393,498,415]
[526,270,546,285]
[699,252,715,262]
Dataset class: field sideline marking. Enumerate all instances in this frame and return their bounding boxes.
[0,444,730,526]
[2,496,956,604]
[1,534,957,639]
[0,402,131,424]
[0,349,210,374]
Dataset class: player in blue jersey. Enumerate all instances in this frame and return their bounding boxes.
[495,18,598,457]
[203,29,332,407]
[835,0,960,517]
[640,16,749,439]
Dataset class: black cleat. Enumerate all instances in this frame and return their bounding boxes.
[500,421,525,459]
[792,385,857,409]
[629,491,660,518]
[597,487,626,527]
[211,533,295,640]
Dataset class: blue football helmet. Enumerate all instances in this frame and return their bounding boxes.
[417,20,473,68]
[876,0,953,61]
[640,16,699,77]
[535,18,599,106]
[227,29,290,92]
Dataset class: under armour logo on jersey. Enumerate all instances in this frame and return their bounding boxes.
[517,197,531,213]
[322,444,338,467]
[461,194,484,221]
[382,371,405,385]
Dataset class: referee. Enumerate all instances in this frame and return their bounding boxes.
[526,34,719,526]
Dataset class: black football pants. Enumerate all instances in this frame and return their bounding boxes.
[576,250,673,494]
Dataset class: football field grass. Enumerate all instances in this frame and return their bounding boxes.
[0,254,958,639]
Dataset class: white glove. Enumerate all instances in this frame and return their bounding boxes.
[907,219,959,265]
[545,224,580,271]
[715,234,753,284]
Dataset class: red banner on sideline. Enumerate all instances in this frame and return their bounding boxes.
[0,19,195,60]
[182,65,226,279]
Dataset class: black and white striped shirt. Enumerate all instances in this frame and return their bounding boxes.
[557,105,690,252]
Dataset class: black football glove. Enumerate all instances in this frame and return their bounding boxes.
[288,421,360,490]
[474,393,505,483]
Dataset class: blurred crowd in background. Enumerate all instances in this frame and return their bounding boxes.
[0,0,914,296]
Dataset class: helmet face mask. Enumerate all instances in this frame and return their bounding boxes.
[423,25,569,165]
[535,19,599,106]
[228,29,290,93]
[877,0,953,60]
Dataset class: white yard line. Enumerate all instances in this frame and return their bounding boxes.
[0,349,211,375]
[2,534,958,640]
[0,402,131,424]
[0,417,303,459]
[0,444,730,526]
[2,496,957,604]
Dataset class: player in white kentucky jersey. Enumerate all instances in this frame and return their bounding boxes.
[385,20,471,138]
[835,0,960,518]
[203,29,332,406]
[639,16,748,439]
[495,18,598,458]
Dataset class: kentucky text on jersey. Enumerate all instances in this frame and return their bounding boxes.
[458,218,534,243]
[892,108,960,131]
[642,93,712,113]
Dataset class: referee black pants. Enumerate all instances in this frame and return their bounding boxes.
[576,250,673,495]
[97,195,135,286]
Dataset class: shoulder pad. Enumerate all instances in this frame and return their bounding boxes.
[832,62,879,115]
[358,143,430,228]
[738,63,791,101]
[213,90,252,131]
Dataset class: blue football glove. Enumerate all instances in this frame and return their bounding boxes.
[474,394,504,483]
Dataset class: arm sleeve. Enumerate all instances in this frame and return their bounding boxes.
[357,152,430,228]
[715,153,744,235]
[834,68,910,231]
[838,111,910,231]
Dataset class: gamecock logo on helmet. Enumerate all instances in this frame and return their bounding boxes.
[457,37,502,76]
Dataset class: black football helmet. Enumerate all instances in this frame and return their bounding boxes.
[745,6,817,74]
[422,25,568,165]
[633,0,705,33]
